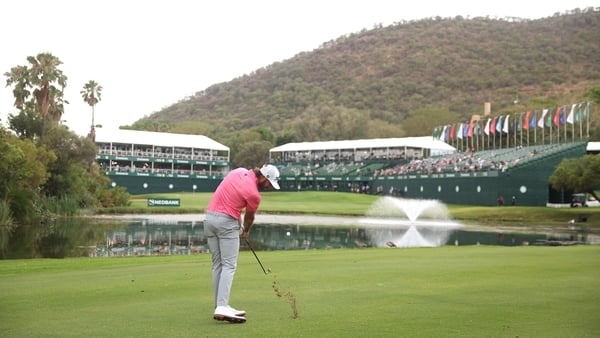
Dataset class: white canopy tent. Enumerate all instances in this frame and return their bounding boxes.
[95,128,229,152]
[270,136,456,161]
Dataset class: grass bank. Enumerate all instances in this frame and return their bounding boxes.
[97,191,600,228]
[1,246,598,337]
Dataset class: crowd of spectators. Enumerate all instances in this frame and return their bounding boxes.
[276,143,556,178]
[375,145,542,176]
[97,144,228,162]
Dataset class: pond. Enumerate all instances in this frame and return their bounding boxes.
[1,213,596,259]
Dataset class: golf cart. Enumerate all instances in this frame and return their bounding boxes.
[570,193,600,208]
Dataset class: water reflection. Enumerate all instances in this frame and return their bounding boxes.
[1,216,595,259]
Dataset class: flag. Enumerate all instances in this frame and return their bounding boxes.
[566,103,576,124]
[490,117,497,134]
[553,106,562,127]
[449,124,456,140]
[462,121,468,138]
[457,123,463,139]
[560,105,567,125]
[474,120,481,136]
[484,118,491,136]
[442,125,448,141]
[435,126,443,140]
[539,109,548,128]
[503,114,510,133]
[468,119,474,137]
[545,108,553,127]
[529,111,537,129]
[523,111,531,130]
[511,114,516,132]
[574,103,582,123]
[583,102,590,121]
[496,115,504,133]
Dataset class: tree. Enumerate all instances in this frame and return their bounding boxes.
[584,86,600,103]
[4,53,68,143]
[0,129,56,224]
[41,126,99,206]
[80,80,103,141]
[401,106,461,137]
[549,154,600,201]
[365,119,405,138]
[7,103,43,139]
[232,140,273,168]
[292,105,369,141]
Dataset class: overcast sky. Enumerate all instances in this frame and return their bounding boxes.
[0,0,595,136]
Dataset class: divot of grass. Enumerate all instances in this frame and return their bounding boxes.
[272,275,299,319]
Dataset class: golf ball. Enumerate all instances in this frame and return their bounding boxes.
[286,231,291,236]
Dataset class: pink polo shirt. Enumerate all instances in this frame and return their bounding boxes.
[207,168,261,220]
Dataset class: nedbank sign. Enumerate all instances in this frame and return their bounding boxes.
[147,198,181,207]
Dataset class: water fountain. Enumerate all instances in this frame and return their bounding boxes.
[360,196,463,248]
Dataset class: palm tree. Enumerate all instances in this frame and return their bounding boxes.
[80,80,103,141]
[4,53,68,143]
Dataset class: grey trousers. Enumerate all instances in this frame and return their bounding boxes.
[204,211,241,308]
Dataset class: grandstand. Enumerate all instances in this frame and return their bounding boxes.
[269,137,588,206]
[95,129,230,194]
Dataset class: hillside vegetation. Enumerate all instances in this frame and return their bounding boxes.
[126,8,600,166]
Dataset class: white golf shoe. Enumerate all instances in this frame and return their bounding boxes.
[213,306,246,323]
[227,305,246,317]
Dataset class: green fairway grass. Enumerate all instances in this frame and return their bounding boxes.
[1,246,599,337]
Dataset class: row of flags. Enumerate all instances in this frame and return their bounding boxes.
[432,102,591,143]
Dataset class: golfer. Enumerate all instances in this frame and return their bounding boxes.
[204,164,280,323]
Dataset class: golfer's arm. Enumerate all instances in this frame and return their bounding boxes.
[242,211,256,234]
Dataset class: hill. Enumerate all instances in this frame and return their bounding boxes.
[125,8,600,165]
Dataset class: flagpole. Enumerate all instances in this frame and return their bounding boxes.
[479,121,483,151]
[549,108,553,145]
[480,121,484,151]
[579,103,583,140]
[586,102,590,138]
[540,110,544,145]
[556,107,560,144]
[515,113,523,146]
[571,106,575,142]
[520,112,524,147]
[532,111,535,145]
[525,113,531,147]
[496,121,504,149]
[563,105,567,143]
[492,126,495,150]
[541,110,545,145]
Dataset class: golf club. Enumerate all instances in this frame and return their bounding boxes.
[245,238,270,275]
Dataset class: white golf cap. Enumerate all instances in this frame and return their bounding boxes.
[260,164,280,190]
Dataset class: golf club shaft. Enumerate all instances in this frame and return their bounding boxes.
[245,239,268,274]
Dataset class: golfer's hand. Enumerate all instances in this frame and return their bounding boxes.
[240,231,249,239]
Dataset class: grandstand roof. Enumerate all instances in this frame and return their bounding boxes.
[94,129,229,151]
[270,136,456,155]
